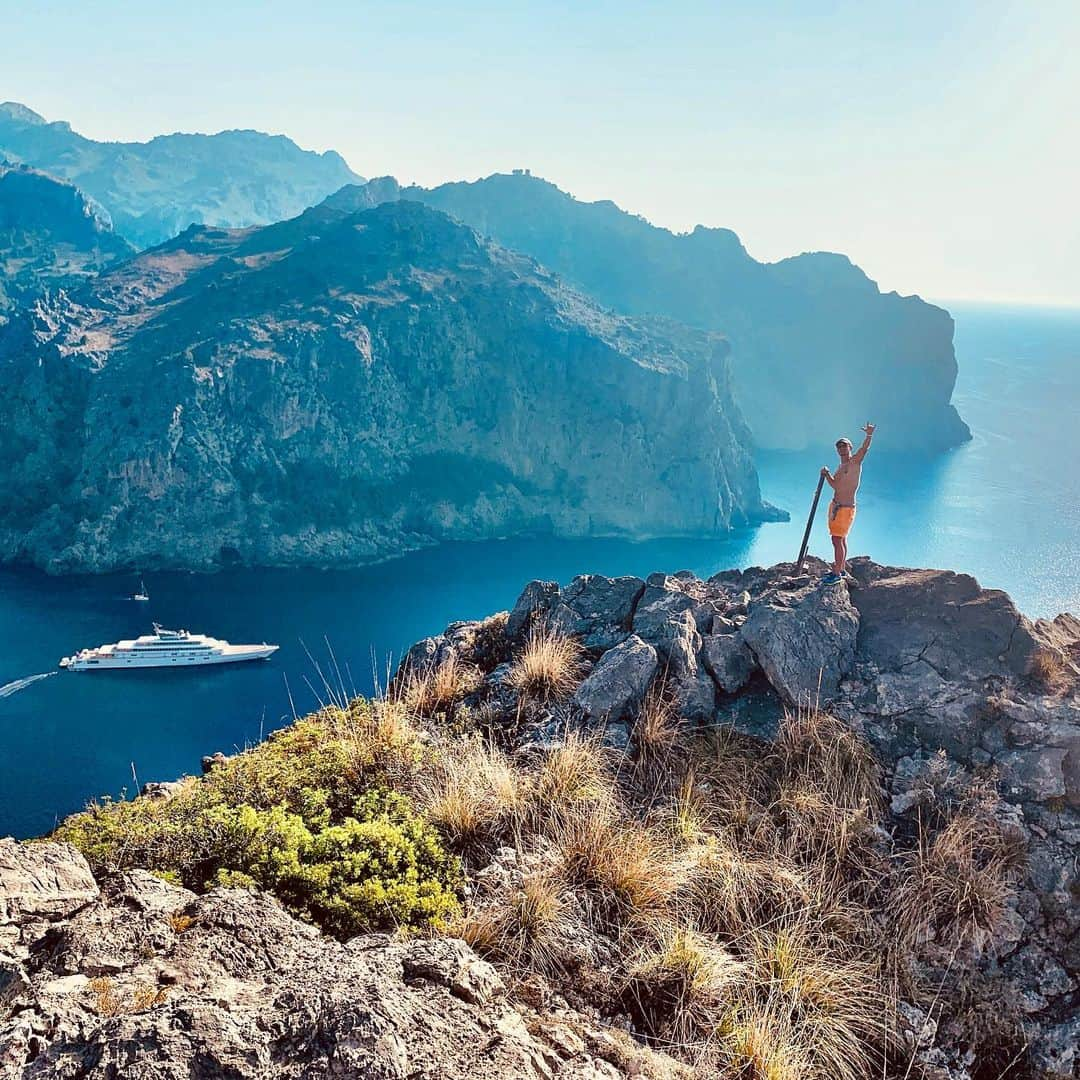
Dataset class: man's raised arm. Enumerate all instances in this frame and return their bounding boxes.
[853,421,875,462]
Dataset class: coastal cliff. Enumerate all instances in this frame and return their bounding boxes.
[386,173,970,451]
[0,199,776,573]
[1,560,1076,1078]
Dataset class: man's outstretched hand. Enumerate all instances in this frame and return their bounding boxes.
[862,421,876,437]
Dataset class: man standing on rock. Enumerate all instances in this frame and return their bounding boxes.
[820,422,874,584]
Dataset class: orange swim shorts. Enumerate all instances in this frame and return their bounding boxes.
[828,502,856,538]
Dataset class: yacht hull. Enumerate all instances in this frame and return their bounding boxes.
[61,646,278,671]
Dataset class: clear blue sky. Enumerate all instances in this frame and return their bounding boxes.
[3,0,1078,304]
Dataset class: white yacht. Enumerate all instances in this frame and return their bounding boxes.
[60,624,279,671]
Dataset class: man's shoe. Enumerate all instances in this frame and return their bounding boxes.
[822,572,843,585]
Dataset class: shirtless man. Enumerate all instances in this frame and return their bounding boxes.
[820,422,875,584]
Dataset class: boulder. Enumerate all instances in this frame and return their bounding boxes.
[547,575,644,652]
[739,582,859,706]
[507,580,561,640]
[573,636,658,722]
[631,586,695,644]
[701,633,757,694]
[653,609,716,721]
[0,839,98,925]
[848,561,1040,680]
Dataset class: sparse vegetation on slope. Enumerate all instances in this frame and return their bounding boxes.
[55,610,1034,1078]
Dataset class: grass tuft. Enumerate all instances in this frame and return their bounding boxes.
[398,653,482,717]
[507,626,585,700]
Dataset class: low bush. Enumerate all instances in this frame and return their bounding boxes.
[55,703,460,939]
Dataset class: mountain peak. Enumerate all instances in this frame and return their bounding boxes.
[0,107,364,249]
[0,102,46,126]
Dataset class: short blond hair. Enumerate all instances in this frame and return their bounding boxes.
[836,437,853,450]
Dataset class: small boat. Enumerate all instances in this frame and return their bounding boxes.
[132,579,150,602]
[61,624,279,671]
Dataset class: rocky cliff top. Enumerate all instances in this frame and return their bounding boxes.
[2,560,1077,1078]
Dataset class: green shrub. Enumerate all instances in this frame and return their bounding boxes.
[54,707,460,939]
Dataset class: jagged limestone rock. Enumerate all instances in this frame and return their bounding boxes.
[572,635,658,723]
[738,580,859,706]
[0,861,659,1080]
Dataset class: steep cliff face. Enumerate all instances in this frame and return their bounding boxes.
[0,163,134,319]
[370,173,971,451]
[0,102,363,249]
[0,200,776,573]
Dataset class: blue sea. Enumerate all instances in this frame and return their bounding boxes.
[1,302,1078,838]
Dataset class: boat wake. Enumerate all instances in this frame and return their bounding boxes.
[0,672,58,698]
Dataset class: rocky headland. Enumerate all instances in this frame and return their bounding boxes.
[387,173,970,451]
[2,559,1077,1078]
[0,198,777,573]
[0,102,363,249]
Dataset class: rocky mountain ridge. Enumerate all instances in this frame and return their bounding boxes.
[0,102,363,248]
[0,198,777,573]
[335,173,968,451]
[0,164,133,320]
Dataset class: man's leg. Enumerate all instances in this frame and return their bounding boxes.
[832,535,844,575]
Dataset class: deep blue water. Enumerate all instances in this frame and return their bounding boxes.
[1,302,1078,838]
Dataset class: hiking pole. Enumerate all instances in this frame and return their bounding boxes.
[796,472,826,570]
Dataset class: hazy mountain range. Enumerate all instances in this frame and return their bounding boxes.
[0,101,971,571]
[380,175,969,450]
[0,101,361,248]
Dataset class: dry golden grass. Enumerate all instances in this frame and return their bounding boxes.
[551,805,677,925]
[458,871,572,976]
[414,703,1022,1076]
[419,736,527,850]
[529,731,614,829]
[891,803,1024,955]
[130,982,170,1012]
[721,1002,809,1080]
[631,680,682,782]
[652,770,714,849]
[625,926,747,1047]
[682,838,811,937]
[688,727,775,835]
[168,910,194,934]
[88,977,169,1017]
[774,708,882,816]
[398,653,482,717]
[1028,645,1069,690]
[709,915,889,1080]
[507,625,585,700]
